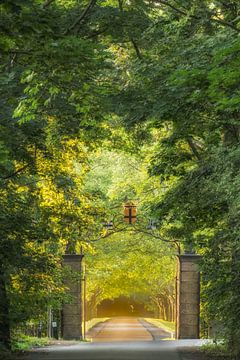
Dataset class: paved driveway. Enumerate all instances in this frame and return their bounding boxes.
[90,317,152,342]
[20,317,206,360]
[21,342,181,360]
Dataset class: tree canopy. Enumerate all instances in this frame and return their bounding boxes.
[0,0,240,355]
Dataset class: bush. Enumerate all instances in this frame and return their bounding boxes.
[12,335,50,351]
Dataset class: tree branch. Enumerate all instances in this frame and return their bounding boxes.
[213,15,240,32]
[118,0,123,12]
[6,50,34,55]
[117,0,143,60]
[43,0,55,8]
[157,0,186,16]
[64,0,97,35]
[131,38,143,60]
[187,137,201,161]
[1,164,30,180]
[157,0,240,33]
[86,26,109,39]
[172,0,188,12]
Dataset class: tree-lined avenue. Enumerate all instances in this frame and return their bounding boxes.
[1,0,240,357]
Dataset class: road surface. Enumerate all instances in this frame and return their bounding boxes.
[89,317,152,342]
[20,317,206,360]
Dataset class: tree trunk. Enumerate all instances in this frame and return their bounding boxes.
[167,298,172,321]
[0,266,11,349]
[167,295,175,322]
[170,297,175,321]
[162,299,167,320]
[223,124,240,146]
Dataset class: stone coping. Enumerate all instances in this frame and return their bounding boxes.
[63,254,84,261]
[178,254,201,261]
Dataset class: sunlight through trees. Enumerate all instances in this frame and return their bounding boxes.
[0,0,240,357]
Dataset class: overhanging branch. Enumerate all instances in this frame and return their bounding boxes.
[157,0,240,33]
[64,0,97,35]
[43,0,55,8]
[187,137,201,161]
[131,38,143,60]
[1,164,30,180]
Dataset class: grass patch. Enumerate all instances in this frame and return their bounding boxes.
[9,320,109,352]
[86,318,109,332]
[0,336,50,359]
[200,342,232,359]
[144,318,175,334]
[12,335,50,351]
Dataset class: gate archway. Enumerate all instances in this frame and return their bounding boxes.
[62,224,201,340]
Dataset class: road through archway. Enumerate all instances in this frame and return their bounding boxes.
[89,317,152,342]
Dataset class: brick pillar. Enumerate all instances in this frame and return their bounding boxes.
[176,254,201,339]
[62,254,83,340]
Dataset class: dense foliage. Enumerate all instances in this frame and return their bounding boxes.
[0,0,240,356]
[0,0,110,348]
[113,0,240,355]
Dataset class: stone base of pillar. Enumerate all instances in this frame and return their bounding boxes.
[62,254,84,340]
[176,254,201,339]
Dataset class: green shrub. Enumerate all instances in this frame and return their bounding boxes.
[12,335,50,351]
